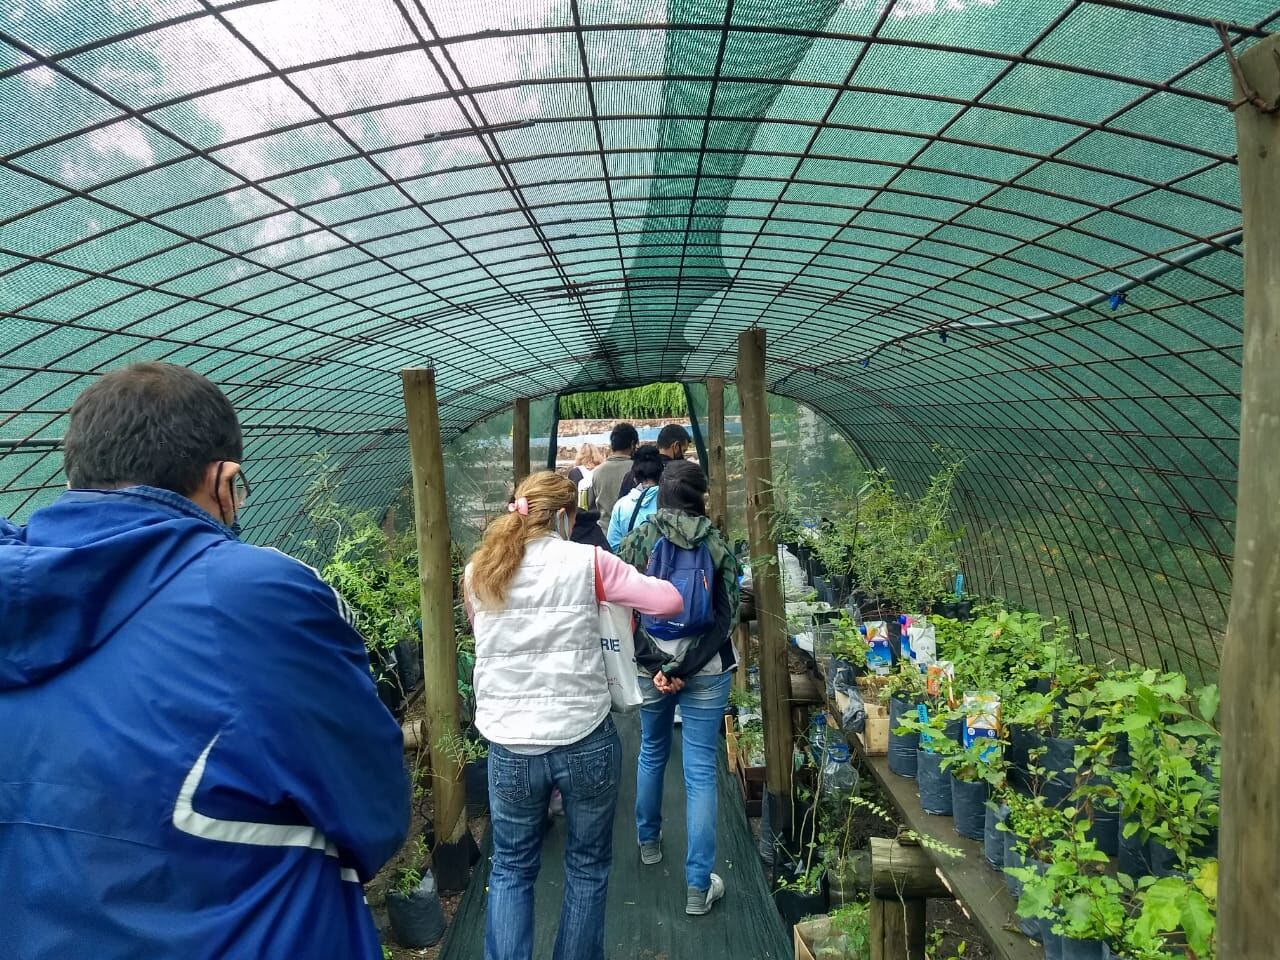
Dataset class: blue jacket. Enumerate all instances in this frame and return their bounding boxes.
[0,487,409,960]
[607,485,658,551]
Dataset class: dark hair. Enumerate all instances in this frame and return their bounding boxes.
[656,423,691,449]
[64,362,243,496]
[659,460,708,515]
[632,444,664,485]
[609,422,639,452]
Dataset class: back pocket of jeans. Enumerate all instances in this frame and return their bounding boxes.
[491,752,531,804]
[568,742,618,799]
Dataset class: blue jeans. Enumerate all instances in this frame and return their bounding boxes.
[635,671,732,891]
[484,717,621,960]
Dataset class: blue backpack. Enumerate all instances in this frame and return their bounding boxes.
[640,536,716,641]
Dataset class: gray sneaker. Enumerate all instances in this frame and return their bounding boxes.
[639,834,663,865]
[686,873,725,915]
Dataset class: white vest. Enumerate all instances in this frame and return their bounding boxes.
[468,537,610,747]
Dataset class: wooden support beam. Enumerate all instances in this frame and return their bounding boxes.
[1223,34,1280,958]
[736,329,793,805]
[870,897,926,960]
[706,376,729,534]
[869,837,950,900]
[400,369,466,851]
[734,621,750,693]
[512,397,531,484]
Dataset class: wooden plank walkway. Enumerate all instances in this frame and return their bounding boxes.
[438,713,791,960]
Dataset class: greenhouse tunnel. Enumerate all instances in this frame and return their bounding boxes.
[5,0,1280,957]
[0,0,1260,684]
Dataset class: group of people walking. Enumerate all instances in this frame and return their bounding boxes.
[1,362,737,960]
[466,420,740,960]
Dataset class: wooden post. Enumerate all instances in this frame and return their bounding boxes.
[736,330,794,820]
[707,376,729,534]
[870,898,926,960]
[400,369,467,857]
[1223,35,1280,957]
[512,397,531,484]
[734,621,750,693]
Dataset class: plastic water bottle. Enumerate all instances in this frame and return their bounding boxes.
[809,711,828,763]
[822,741,858,802]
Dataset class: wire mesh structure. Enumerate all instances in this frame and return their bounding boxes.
[0,0,1266,680]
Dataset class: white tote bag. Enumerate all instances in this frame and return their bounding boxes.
[599,601,643,712]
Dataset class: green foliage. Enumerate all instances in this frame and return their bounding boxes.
[304,458,419,660]
[841,461,964,612]
[729,687,761,711]
[394,835,429,898]
[828,613,868,668]
[893,701,960,759]
[882,660,926,703]
[557,383,687,420]
[817,902,870,960]
[436,731,489,768]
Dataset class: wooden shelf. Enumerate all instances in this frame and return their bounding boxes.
[851,741,1042,960]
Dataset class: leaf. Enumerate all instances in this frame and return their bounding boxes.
[1196,685,1220,724]
[1135,686,1162,722]
[1193,860,1218,901]
[1182,891,1215,957]
[1166,719,1217,740]
[1139,878,1184,933]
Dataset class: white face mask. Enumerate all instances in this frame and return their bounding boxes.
[556,509,572,541]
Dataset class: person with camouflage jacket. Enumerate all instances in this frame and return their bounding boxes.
[617,460,741,919]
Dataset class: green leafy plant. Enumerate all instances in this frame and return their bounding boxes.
[437,731,489,769]
[394,835,429,898]
[941,735,1007,788]
[839,460,964,612]
[1123,858,1217,960]
[883,660,926,703]
[729,687,761,711]
[816,902,871,960]
[1006,803,1126,944]
[893,702,960,759]
[557,383,687,420]
[737,725,765,768]
[828,613,868,669]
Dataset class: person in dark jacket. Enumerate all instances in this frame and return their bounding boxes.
[570,507,611,551]
[618,423,691,498]
[0,362,409,960]
[617,460,739,918]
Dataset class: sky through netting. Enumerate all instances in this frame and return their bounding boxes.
[1,0,1272,680]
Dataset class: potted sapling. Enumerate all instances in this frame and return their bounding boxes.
[943,735,1003,842]
[386,835,446,948]
[896,704,960,817]
[773,755,829,927]
[885,660,927,778]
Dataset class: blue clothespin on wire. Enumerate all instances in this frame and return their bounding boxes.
[1108,292,1126,311]
[939,330,948,343]
[860,356,871,368]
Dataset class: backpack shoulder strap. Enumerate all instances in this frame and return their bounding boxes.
[628,487,651,532]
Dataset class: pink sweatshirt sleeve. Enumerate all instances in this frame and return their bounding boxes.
[595,549,683,617]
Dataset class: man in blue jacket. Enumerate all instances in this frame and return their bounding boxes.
[0,363,410,960]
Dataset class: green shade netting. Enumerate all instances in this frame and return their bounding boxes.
[1,0,1267,681]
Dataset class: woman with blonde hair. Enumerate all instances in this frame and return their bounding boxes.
[465,471,681,960]
[567,442,603,510]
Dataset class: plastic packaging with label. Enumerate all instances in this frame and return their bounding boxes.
[863,621,892,675]
[963,690,1001,762]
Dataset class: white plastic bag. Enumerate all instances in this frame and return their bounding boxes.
[599,601,642,712]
